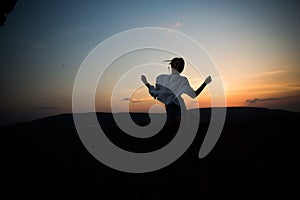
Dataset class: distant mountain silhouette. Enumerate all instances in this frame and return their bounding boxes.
[1,107,299,198]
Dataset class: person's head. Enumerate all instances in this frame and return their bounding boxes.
[168,57,185,73]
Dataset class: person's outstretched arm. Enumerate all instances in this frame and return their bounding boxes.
[194,76,212,96]
[141,75,152,88]
[141,75,158,98]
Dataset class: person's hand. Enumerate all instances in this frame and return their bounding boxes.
[141,75,148,85]
[205,76,212,84]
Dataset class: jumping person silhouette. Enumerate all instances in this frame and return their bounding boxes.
[141,57,212,126]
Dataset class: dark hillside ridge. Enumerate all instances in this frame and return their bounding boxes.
[1,107,299,198]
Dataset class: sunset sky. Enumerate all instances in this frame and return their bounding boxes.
[0,0,300,125]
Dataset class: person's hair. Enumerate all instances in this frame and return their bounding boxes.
[164,57,185,73]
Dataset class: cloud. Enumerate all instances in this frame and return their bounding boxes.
[253,70,285,77]
[173,22,181,29]
[122,97,140,103]
[246,98,259,104]
[246,96,297,105]
[32,43,47,49]
[122,97,152,103]
[161,22,182,29]
[33,106,60,110]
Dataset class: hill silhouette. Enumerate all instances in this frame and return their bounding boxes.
[1,107,299,199]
